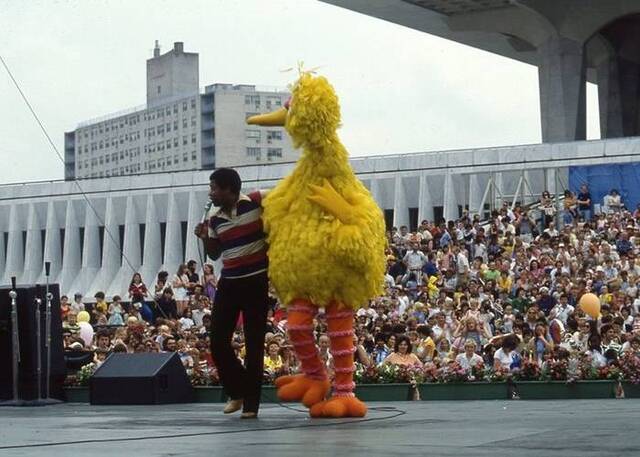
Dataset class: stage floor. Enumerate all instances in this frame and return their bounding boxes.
[0,399,637,456]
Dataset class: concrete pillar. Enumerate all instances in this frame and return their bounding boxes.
[494,172,505,209]
[617,57,640,136]
[139,194,162,288]
[538,36,587,142]
[21,204,42,284]
[163,192,183,275]
[3,205,23,284]
[597,55,625,138]
[185,191,203,265]
[417,173,434,223]
[443,173,458,222]
[87,197,119,297]
[40,200,62,284]
[392,175,409,229]
[107,195,140,297]
[58,200,81,296]
[468,174,484,217]
[370,178,382,210]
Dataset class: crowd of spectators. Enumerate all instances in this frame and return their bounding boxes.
[62,185,640,389]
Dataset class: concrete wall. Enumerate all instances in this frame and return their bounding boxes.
[4,136,640,298]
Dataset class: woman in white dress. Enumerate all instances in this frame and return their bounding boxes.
[172,263,190,316]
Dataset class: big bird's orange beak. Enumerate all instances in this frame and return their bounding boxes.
[246,107,287,126]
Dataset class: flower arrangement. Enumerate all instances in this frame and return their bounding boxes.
[470,361,486,382]
[420,362,439,383]
[190,366,220,386]
[75,362,97,386]
[515,358,541,381]
[597,365,623,381]
[620,353,640,384]
[488,366,511,382]
[355,363,382,384]
[541,359,568,381]
[436,362,470,383]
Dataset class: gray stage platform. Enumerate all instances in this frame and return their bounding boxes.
[0,400,637,456]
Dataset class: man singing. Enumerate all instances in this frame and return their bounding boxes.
[195,168,269,419]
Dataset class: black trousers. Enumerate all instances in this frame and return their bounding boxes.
[210,271,269,413]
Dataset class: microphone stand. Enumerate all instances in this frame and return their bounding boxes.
[34,262,62,405]
[0,277,25,406]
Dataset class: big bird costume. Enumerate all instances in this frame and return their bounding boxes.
[247,73,386,418]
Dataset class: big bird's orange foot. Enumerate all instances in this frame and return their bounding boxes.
[275,374,330,408]
[309,396,367,418]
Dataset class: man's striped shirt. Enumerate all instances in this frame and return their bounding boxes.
[208,191,268,279]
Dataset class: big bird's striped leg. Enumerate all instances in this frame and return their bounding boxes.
[310,302,367,418]
[275,299,330,407]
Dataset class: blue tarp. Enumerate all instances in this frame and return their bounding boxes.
[569,164,640,212]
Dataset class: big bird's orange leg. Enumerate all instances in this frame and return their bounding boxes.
[310,303,367,418]
[275,299,330,407]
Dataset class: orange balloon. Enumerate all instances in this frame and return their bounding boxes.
[579,293,601,319]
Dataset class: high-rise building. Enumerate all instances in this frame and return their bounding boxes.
[64,41,294,180]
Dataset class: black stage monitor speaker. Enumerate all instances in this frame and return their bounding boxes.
[0,283,65,401]
[90,352,194,405]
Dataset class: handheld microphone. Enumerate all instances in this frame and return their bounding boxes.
[203,199,213,222]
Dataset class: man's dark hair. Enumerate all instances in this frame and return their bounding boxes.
[187,260,197,268]
[210,168,241,195]
[94,291,105,300]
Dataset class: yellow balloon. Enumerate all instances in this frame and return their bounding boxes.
[579,293,601,319]
[77,310,91,323]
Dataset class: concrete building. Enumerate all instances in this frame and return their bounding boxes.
[64,42,295,180]
[2,137,638,298]
[322,0,640,142]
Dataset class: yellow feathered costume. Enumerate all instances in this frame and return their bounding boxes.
[247,73,385,417]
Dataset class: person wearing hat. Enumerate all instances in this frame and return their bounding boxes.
[537,287,556,314]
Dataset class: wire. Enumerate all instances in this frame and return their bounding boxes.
[0,53,168,316]
[0,405,406,450]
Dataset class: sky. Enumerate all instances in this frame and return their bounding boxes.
[0,0,601,184]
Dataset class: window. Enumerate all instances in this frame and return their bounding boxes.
[173,138,178,148]
[182,118,187,129]
[166,122,171,132]
[267,148,282,159]
[267,130,282,140]
[183,152,188,162]
[191,98,196,109]
[191,116,196,127]
[173,120,178,130]
[183,135,188,146]
[174,154,179,164]
[173,104,178,114]
[191,151,197,160]
[245,95,260,105]
[191,133,196,144]
[246,147,261,157]
[166,107,171,116]
[157,85,161,94]
[166,140,171,149]
[105,155,110,163]
[183,101,188,111]
[246,129,261,141]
